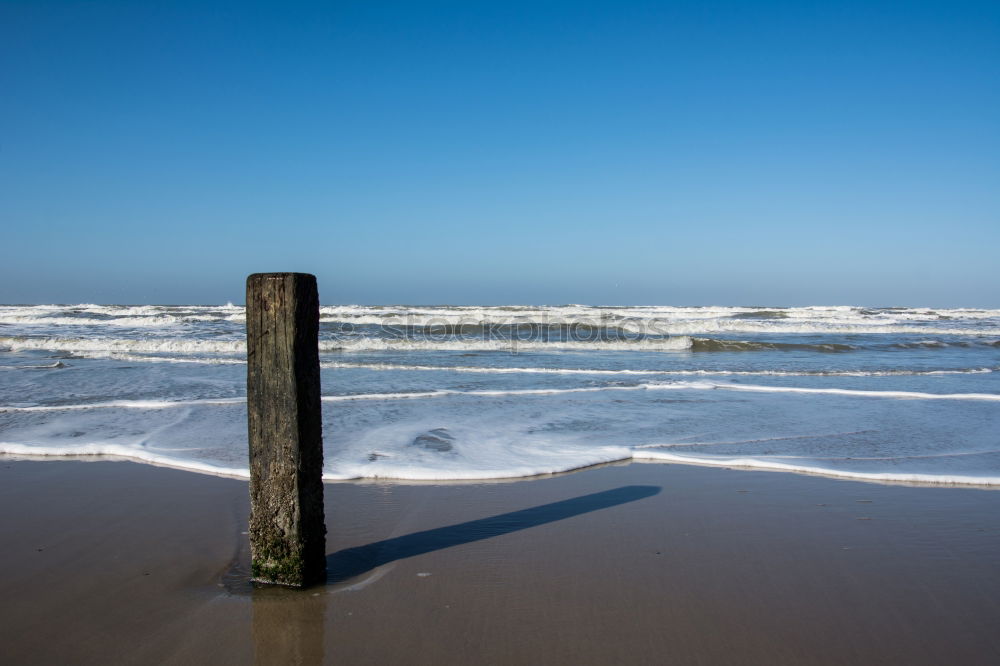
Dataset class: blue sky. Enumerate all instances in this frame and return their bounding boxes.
[2,1,997,306]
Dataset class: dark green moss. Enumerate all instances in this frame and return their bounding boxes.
[251,536,305,587]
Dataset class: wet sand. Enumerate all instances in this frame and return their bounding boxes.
[1,458,999,665]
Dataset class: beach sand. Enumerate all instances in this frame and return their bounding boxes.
[2,459,999,665]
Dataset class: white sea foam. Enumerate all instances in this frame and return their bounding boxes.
[0,441,633,482]
[313,303,1000,325]
[87,353,246,365]
[0,397,246,413]
[706,383,1000,401]
[4,302,999,487]
[0,385,677,412]
[325,337,696,352]
[320,316,994,336]
[0,443,251,479]
[4,303,1000,334]
[319,385,688,402]
[0,336,247,354]
[630,450,1000,486]
[321,361,998,377]
[4,442,998,486]
[322,448,633,481]
[4,381,997,415]
[0,315,186,328]
[0,335,695,354]
[320,382,1000,404]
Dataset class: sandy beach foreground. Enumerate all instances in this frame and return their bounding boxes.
[1,460,999,665]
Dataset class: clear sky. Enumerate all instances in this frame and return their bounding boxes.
[1,1,997,306]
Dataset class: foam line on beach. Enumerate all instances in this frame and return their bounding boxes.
[630,450,1000,486]
[5,443,1000,486]
[0,443,252,479]
[0,443,634,483]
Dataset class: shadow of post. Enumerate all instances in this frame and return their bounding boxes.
[327,484,660,584]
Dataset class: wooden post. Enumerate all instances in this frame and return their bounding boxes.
[246,273,326,587]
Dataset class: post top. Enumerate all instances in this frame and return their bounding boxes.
[246,273,318,289]
[247,272,316,280]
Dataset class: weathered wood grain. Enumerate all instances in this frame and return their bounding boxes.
[246,272,326,587]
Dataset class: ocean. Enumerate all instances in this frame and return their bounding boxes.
[1,303,998,485]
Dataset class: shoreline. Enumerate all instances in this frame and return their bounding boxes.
[3,458,1000,664]
[4,451,1000,490]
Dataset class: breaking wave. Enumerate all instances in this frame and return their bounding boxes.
[4,302,999,487]
[4,334,996,357]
